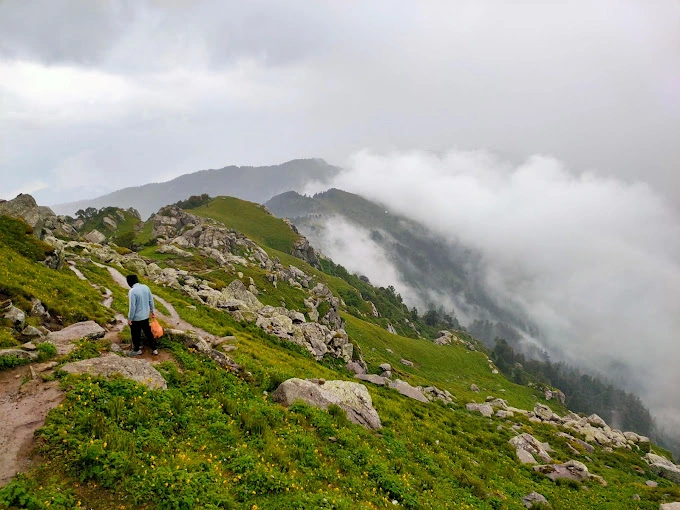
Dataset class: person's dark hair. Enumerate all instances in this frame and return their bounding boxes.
[126,274,139,287]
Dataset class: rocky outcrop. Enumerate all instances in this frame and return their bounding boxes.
[645,453,680,484]
[0,194,77,240]
[292,237,320,268]
[61,354,167,389]
[271,378,381,430]
[509,433,552,464]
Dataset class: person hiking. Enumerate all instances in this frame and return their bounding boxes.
[126,274,158,356]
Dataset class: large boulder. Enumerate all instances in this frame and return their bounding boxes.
[509,433,553,464]
[219,280,263,311]
[3,305,26,328]
[61,354,167,389]
[271,378,381,430]
[660,504,680,510]
[646,453,680,484]
[522,492,548,509]
[83,229,107,244]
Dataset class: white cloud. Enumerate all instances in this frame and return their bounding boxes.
[322,148,680,422]
[0,179,49,200]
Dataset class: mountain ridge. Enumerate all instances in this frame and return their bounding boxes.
[52,158,340,219]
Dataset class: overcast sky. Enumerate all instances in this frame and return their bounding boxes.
[0,0,678,206]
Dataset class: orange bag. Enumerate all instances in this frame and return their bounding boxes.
[150,319,164,339]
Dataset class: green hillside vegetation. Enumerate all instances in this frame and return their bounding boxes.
[0,216,113,349]
[1,204,679,509]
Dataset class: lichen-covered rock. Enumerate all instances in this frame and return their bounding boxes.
[0,349,37,360]
[271,378,381,430]
[509,433,553,464]
[61,354,167,389]
[4,305,26,328]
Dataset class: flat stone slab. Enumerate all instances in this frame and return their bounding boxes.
[45,321,106,355]
[388,379,428,403]
[47,321,106,343]
[61,354,167,389]
[355,374,390,386]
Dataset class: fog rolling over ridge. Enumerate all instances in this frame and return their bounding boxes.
[301,149,680,430]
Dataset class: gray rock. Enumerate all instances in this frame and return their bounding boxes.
[534,403,560,422]
[21,326,43,338]
[386,324,397,335]
[271,378,381,430]
[522,492,548,508]
[157,243,193,257]
[388,379,429,403]
[400,358,414,367]
[534,459,591,483]
[45,321,106,355]
[0,349,37,360]
[21,341,37,350]
[61,354,167,389]
[355,374,390,386]
[84,229,107,244]
[102,216,117,230]
[510,433,553,464]
[379,363,392,372]
[466,403,493,417]
[4,306,26,328]
[345,361,367,375]
[470,384,480,392]
[645,453,680,484]
[645,480,658,487]
[660,503,680,510]
[30,299,49,319]
[587,414,607,427]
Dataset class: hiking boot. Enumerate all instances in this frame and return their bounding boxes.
[152,349,159,355]
[127,349,142,356]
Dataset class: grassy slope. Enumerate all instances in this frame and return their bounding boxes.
[192,197,301,254]
[2,208,679,509]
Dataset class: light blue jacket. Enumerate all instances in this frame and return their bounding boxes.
[128,283,155,322]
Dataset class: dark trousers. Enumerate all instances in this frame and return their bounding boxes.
[131,318,156,351]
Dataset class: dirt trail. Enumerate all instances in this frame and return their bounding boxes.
[99,263,217,342]
[0,368,62,486]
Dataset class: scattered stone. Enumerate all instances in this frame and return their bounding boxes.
[0,349,37,360]
[345,361,367,375]
[45,320,106,355]
[534,460,593,483]
[470,384,480,392]
[660,503,680,510]
[645,480,658,488]
[423,386,453,403]
[20,341,37,350]
[386,324,397,335]
[400,358,414,367]
[157,243,193,257]
[21,327,43,338]
[4,306,26,328]
[271,378,381,430]
[522,492,548,508]
[509,433,552,464]
[385,348,394,355]
[379,363,392,373]
[61,354,167,389]
[355,374,391,386]
[34,361,58,372]
[632,494,640,501]
[387,379,427,403]
[466,403,493,417]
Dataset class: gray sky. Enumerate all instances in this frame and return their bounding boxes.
[0,0,678,206]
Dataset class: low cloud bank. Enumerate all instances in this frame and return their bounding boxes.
[307,149,680,425]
